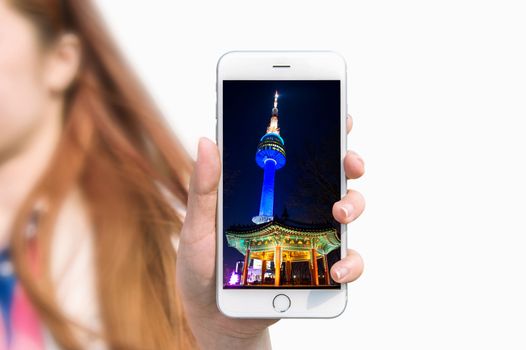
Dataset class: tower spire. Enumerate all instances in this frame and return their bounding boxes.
[267,90,280,134]
[273,90,279,113]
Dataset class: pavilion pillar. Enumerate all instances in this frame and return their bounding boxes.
[274,245,282,286]
[261,259,267,284]
[323,254,330,285]
[309,260,314,285]
[311,248,319,286]
[241,243,251,286]
[285,260,292,284]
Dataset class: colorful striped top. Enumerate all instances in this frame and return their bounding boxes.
[0,247,45,350]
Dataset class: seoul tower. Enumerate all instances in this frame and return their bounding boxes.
[252,91,286,225]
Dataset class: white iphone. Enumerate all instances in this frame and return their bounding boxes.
[216,51,348,318]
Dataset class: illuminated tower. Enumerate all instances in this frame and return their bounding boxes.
[252,91,286,224]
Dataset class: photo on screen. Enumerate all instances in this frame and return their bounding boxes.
[222,80,341,289]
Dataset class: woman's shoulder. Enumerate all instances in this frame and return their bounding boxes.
[50,187,107,349]
[46,183,187,347]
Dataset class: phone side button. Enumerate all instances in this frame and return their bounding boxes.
[272,294,291,313]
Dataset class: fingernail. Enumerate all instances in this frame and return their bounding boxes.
[340,203,354,220]
[334,266,349,281]
[356,155,364,167]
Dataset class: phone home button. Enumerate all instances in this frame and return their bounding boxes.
[272,294,291,313]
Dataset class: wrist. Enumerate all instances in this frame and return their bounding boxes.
[189,317,272,350]
[203,328,271,350]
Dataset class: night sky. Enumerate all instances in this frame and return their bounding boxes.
[222,80,341,285]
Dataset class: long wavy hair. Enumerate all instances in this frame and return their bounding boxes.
[7,0,197,348]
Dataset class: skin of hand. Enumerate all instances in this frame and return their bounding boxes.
[176,114,366,349]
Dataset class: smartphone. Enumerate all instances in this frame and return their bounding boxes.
[216,51,348,318]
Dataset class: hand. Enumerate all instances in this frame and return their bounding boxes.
[176,114,365,349]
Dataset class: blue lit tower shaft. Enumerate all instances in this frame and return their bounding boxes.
[252,91,286,225]
[258,159,277,217]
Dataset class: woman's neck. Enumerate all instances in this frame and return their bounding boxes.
[0,111,62,249]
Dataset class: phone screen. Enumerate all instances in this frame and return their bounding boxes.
[222,80,342,289]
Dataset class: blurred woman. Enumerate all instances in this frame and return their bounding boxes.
[0,0,366,349]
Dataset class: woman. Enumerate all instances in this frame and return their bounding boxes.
[0,0,366,349]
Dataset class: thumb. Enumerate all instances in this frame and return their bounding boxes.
[180,137,221,245]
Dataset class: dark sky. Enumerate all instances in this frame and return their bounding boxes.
[222,80,341,277]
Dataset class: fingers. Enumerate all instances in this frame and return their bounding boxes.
[344,150,365,179]
[331,249,364,283]
[344,114,364,179]
[346,114,353,134]
[332,189,365,224]
[180,137,221,245]
[333,115,365,285]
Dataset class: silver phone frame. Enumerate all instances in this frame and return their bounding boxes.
[216,50,348,318]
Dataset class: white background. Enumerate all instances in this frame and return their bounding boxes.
[94,1,526,349]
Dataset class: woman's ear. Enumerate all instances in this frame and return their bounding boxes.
[43,32,82,94]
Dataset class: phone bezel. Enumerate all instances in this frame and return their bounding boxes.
[216,50,348,318]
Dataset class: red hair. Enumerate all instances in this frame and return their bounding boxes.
[8,0,197,348]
